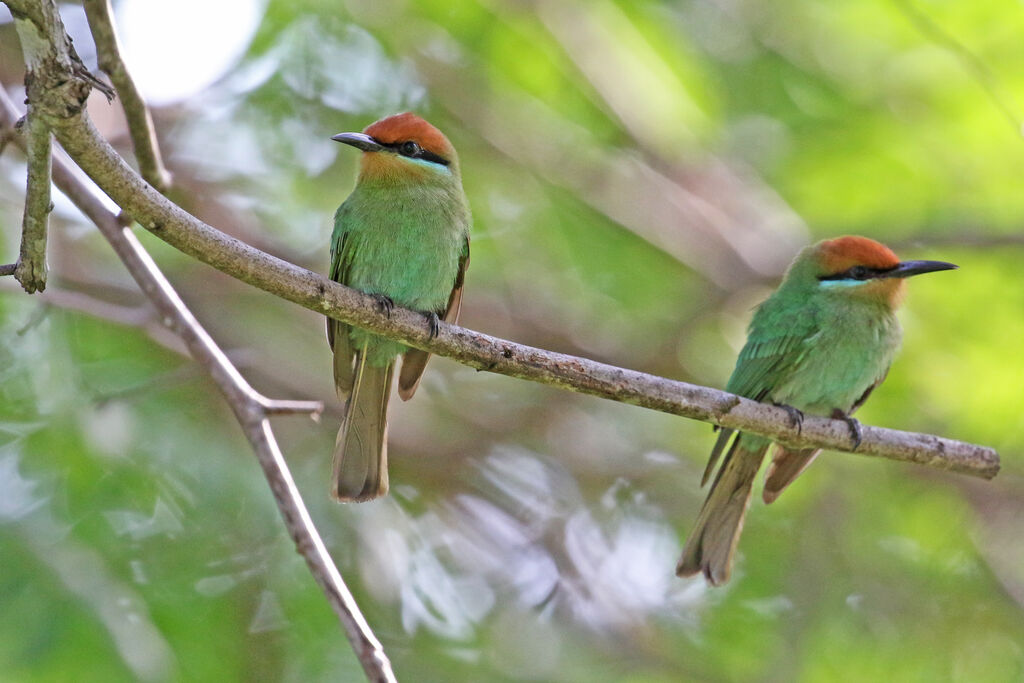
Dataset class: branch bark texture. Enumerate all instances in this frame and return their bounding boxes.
[14,107,51,292]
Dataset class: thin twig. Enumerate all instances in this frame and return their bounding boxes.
[0,263,16,276]
[6,0,113,106]
[82,0,170,192]
[892,0,1023,137]
[0,91,398,683]
[889,229,1024,251]
[13,107,51,293]
[0,276,187,352]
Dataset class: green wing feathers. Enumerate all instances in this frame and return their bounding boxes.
[327,228,356,394]
[398,236,470,401]
[726,309,819,399]
[328,217,392,502]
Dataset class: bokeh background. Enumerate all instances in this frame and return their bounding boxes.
[2,0,1024,680]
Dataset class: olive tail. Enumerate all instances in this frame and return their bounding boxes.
[677,435,769,585]
[331,350,393,502]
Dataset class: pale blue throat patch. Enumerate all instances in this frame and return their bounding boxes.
[819,278,870,288]
[403,156,453,174]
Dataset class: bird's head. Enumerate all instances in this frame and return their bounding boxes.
[791,236,957,307]
[332,112,458,185]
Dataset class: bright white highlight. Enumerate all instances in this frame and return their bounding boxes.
[116,0,266,105]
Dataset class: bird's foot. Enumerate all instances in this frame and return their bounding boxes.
[372,293,394,318]
[427,312,441,339]
[775,403,805,434]
[832,410,863,450]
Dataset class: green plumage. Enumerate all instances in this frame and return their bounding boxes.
[330,177,471,365]
[328,130,471,503]
[678,242,904,585]
[726,255,901,413]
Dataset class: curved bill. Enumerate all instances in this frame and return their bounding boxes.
[331,132,385,153]
[885,260,959,278]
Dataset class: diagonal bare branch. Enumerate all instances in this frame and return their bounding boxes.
[0,90,397,683]
[82,0,171,192]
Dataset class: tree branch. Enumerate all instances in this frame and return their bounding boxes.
[13,105,51,292]
[8,2,62,294]
[1,0,1000,482]
[0,90,398,683]
[25,101,994,481]
[4,0,113,293]
[82,0,170,192]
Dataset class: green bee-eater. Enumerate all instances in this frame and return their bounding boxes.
[327,113,471,502]
[677,236,956,585]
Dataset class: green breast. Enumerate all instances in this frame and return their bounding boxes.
[333,180,470,365]
[769,299,902,414]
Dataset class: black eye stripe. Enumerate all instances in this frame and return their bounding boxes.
[377,139,451,167]
[416,150,451,166]
[818,265,894,281]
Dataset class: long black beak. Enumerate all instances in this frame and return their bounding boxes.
[884,260,959,278]
[331,132,385,153]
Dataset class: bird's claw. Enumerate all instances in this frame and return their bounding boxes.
[373,294,394,318]
[427,312,441,339]
[832,411,863,450]
[776,403,805,434]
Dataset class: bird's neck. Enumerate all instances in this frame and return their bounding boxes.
[358,153,460,188]
[807,280,905,313]
[354,173,465,210]
[784,260,906,311]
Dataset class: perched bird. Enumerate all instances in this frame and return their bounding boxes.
[677,236,956,585]
[327,113,471,502]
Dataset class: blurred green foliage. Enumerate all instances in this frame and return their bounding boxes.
[2,0,1024,680]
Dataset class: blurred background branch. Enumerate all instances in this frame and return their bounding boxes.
[82,0,170,193]
[891,0,1023,136]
